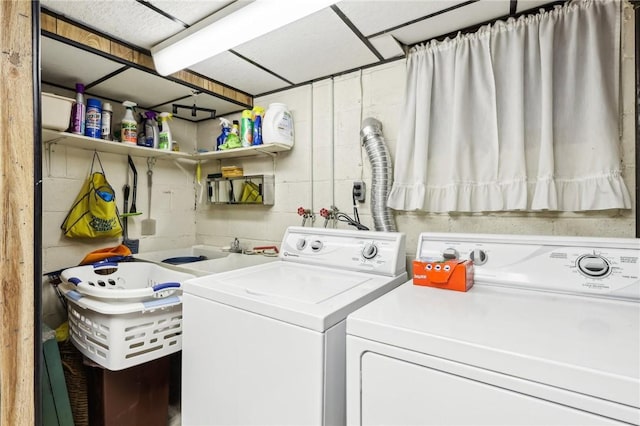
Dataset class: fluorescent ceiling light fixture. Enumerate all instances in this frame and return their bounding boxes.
[151,0,336,76]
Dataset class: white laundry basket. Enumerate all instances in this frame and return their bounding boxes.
[60,261,195,370]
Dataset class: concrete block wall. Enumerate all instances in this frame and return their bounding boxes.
[41,85,199,326]
[42,5,636,325]
[195,4,636,254]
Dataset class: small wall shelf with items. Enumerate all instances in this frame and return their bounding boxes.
[41,93,292,162]
[42,129,191,160]
[194,143,291,161]
[207,174,274,206]
[43,129,292,162]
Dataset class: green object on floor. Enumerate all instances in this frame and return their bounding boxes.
[42,326,74,426]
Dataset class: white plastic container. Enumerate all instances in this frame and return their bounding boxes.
[42,92,74,131]
[59,261,195,370]
[60,262,194,302]
[65,295,183,370]
[263,103,294,147]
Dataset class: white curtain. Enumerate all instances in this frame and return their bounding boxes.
[388,0,631,213]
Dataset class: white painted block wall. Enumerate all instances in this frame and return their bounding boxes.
[195,4,636,253]
[41,85,199,325]
[42,5,636,326]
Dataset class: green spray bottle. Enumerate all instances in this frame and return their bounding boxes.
[158,112,173,150]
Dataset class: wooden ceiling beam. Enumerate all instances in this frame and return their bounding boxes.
[40,10,252,107]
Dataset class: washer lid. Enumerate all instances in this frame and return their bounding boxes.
[347,282,640,409]
[184,261,405,332]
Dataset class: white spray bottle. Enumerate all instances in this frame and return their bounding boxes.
[121,101,137,144]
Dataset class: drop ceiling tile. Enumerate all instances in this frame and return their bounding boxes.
[41,37,125,88]
[154,93,242,122]
[337,1,468,37]
[369,34,405,60]
[41,0,184,49]
[235,8,379,84]
[89,68,199,109]
[190,51,291,96]
[148,0,247,26]
[388,0,511,45]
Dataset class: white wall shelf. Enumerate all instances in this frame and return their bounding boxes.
[42,128,291,161]
[193,143,292,161]
[43,129,191,159]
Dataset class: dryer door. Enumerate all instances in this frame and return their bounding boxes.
[346,336,634,425]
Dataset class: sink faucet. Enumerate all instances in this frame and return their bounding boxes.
[230,238,242,253]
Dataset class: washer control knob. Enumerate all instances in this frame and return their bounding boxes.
[469,248,488,265]
[442,248,459,260]
[362,243,378,260]
[577,255,610,278]
[296,238,307,251]
[311,240,323,252]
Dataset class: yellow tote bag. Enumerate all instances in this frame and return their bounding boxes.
[61,153,122,238]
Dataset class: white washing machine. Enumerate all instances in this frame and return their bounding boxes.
[181,226,407,425]
[347,233,640,425]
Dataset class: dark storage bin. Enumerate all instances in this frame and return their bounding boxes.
[86,356,170,426]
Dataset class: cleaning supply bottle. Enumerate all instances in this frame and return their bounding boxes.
[220,120,241,150]
[158,112,173,150]
[216,118,231,151]
[121,101,137,144]
[263,103,294,146]
[252,106,264,146]
[101,103,113,141]
[84,98,102,139]
[240,110,253,147]
[141,111,159,148]
[137,112,146,146]
[69,83,86,135]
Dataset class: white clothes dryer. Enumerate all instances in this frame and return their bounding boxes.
[347,233,640,425]
[182,226,407,426]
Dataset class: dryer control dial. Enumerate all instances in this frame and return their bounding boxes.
[362,243,378,260]
[469,248,488,265]
[442,248,459,260]
[577,254,610,278]
[296,238,307,251]
[310,240,323,252]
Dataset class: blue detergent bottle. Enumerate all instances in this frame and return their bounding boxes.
[142,111,159,148]
[252,106,264,145]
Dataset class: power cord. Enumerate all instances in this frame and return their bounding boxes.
[336,212,369,230]
[352,189,361,224]
[332,194,369,231]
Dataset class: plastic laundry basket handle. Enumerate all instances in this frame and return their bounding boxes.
[68,277,82,286]
[95,255,129,265]
[152,282,181,292]
[92,262,119,270]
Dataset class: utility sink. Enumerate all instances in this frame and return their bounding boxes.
[135,245,277,277]
[134,245,229,265]
[185,253,277,275]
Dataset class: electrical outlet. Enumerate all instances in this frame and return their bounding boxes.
[353,181,366,203]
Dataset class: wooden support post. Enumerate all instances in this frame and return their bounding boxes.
[0,1,36,425]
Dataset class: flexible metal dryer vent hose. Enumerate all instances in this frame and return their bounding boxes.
[360,118,396,232]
